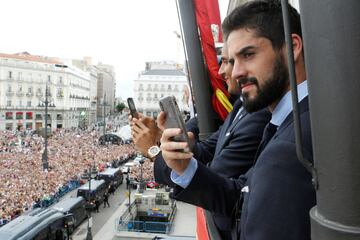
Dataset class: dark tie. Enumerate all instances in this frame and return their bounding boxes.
[254,122,278,161]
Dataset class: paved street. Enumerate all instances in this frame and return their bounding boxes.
[70,176,129,239]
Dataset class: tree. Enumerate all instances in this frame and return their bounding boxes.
[116,102,126,113]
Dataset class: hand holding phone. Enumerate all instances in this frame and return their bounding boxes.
[127,97,139,119]
[159,96,190,152]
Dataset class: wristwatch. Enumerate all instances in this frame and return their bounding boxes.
[148,145,161,159]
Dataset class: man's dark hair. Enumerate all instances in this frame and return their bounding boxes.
[222,0,301,50]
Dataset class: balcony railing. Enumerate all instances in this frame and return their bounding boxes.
[36,92,43,97]
[16,92,24,97]
[26,92,34,97]
[6,92,14,97]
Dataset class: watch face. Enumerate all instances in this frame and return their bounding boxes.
[149,146,160,157]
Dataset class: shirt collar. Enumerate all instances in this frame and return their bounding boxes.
[271,80,308,127]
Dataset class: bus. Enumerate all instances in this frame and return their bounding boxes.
[0,208,73,240]
[77,179,107,204]
[97,167,123,189]
[51,197,87,233]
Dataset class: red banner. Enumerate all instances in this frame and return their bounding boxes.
[194,0,231,120]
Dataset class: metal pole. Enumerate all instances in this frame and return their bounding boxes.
[128,178,131,207]
[299,0,360,239]
[86,167,93,240]
[103,93,106,136]
[43,83,49,171]
[176,0,217,140]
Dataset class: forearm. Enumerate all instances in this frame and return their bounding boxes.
[172,163,247,217]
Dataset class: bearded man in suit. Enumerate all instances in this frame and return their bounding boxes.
[158,1,316,239]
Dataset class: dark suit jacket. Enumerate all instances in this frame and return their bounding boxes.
[154,100,271,237]
[171,98,316,240]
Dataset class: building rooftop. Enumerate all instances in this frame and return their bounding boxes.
[142,69,185,76]
[0,52,62,64]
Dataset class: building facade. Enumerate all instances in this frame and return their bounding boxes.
[133,61,189,118]
[96,63,116,122]
[0,52,93,131]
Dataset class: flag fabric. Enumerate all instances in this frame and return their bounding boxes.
[196,207,210,240]
[194,0,232,120]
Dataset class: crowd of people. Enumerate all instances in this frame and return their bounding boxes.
[129,159,154,182]
[0,128,136,226]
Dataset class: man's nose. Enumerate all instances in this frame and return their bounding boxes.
[232,62,247,82]
[218,64,226,80]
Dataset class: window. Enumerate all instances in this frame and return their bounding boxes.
[47,75,51,83]
[27,101,31,107]
[8,71,12,79]
[5,123,13,130]
[25,123,33,129]
[6,101,11,107]
[57,88,63,97]
[7,85,12,92]
[35,114,42,120]
[18,100,23,107]
[168,84,172,90]
[138,93,144,102]
[16,112,23,120]
[18,72,22,80]
[5,112,13,119]
[26,112,33,119]
[28,87,32,93]
[146,93,152,101]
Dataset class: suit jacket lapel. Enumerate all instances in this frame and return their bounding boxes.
[274,97,309,138]
[254,97,309,162]
[217,99,243,140]
[216,107,247,153]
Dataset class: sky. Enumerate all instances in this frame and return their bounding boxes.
[0,0,229,100]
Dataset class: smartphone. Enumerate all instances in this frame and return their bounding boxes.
[159,96,190,151]
[127,97,139,118]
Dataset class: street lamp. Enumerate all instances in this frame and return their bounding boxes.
[86,162,98,240]
[138,156,145,193]
[38,83,55,171]
[103,93,106,136]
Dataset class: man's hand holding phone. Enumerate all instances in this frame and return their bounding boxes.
[157,111,193,175]
[129,113,162,160]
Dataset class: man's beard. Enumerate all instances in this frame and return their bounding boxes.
[239,55,289,113]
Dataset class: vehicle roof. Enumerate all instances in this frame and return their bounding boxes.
[51,196,85,213]
[77,179,106,191]
[98,167,121,176]
[0,208,63,240]
[124,162,136,167]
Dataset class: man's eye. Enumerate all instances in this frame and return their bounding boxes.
[243,52,254,58]
[222,59,228,64]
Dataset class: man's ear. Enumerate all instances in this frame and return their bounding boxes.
[291,33,303,62]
